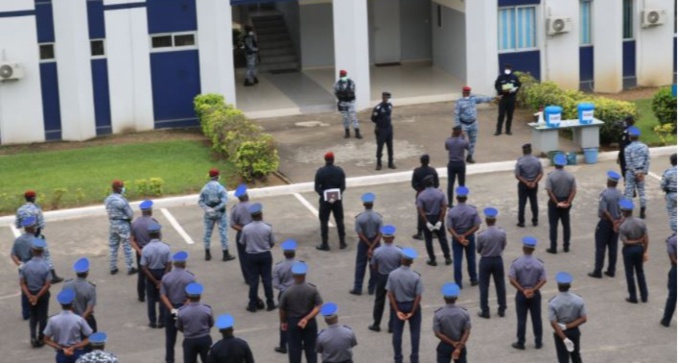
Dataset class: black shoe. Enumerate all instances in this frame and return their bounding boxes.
[30,338,39,348]
[339,242,348,250]
[511,342,525,350]
[445,258,452,266]
[355,129,362,139]
[466,156,475,164]
[368,290,375,295]
[344,129,350,138]
[127,267,138,275]
[661,320,671,327]
[604,271,615,278]
[641,297,648,303]
[412,233,423,240]
[498,310,505,318]
[349,289,362,296]
[266,303,277,311]
[640,207,646,219]
[110,268,119,275]
[477,311,490,319]
[532,220,539,227]
[246,305,257,313]
[516,222,525,228]
[387,327,393,333]
[506,131,513,135]
[545,248,557,254]
[376,164,382,171]
[222,251,236,261]
[50,270,64,284]
[316,244,330,251]
[253,77,259,84]
[35,340,44,348]
[205,249,212,261]
[535,342,543,349]
[470,280,479,287]
[244,81,255,87]
[368,324,381,332]
[274,346,287,354]
[157,323,165,329]
[388,163,397,169]
[494,131,502,136]
[426,260,437,266]
[149,322,157,328]
[626,297,638,304]
[588,272,602,279]
[138,296,145,303]
[256,298,265,310]
[563,246,570,253]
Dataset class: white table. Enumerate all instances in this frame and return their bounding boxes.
[528,119,605,154]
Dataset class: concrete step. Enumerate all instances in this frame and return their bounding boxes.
[257,27,288,35]
[257,33,289,42]
[258,40,293,49]
[259,62,299,72]
[259,47,295,57]
[251,18,285,27]
[260,54,297,64]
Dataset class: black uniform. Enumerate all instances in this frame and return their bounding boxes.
[207,336,254,363]
[618,125,632,179]
[494,72,521,134]
[371,101,394,168]
[411,165,439,236]
[315,164,347,247]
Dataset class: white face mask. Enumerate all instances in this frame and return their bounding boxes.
[249,31,254,36]
[340,76,348,82]
[504,69,511,75]
[120,187,126,194]
[464,96,470,99]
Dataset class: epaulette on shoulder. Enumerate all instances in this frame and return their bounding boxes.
[203,304,211,308]
[414,270,421,276]
[64,278,74,283]
[317,328,326,336]
[537,258,544,263]
[342,325,353,330]
[307,282,317,287]
[88,281,96,287]
[434,307,442,313]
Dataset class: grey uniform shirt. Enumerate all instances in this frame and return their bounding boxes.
[316,324,357,362]
[515,155,543,181]
[548,292,587,325]
[20,256,51,292]
[241,221,276,254]
[371,244,403,275]
[355,209,383,238]
[11,233,34,262]
[476,226,506,257]
[160,268,196,305]
[131,216,158,249]
[43,310,93,346]
[432,304,471,341]
[598,187,623,220]
[62,278,96,316]
[230,201,253,229]
[509,255,546,288]
[177,302,214,339]
[445,136,469,163]
[447,203,481,234]
[140,239,172,269]
[273,258,296,292]
[417,187,447,216]
[619,217,647,242]
[279,282,323,319]
[545,169,576,199]
[386,266,423,303]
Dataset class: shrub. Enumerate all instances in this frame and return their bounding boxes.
[651,87,677,131]
[149,178,165,196]
[134,179,149,197]
[654,123,675,146]
[75,188,86,205]
[50,188,68,209]
[514,71,539,108]
[591,97,637,144]
[234,135,280,182]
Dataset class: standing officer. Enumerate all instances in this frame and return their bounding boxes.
[417,175,451,266]
[20,238,52,347]
[387,247,423,363]
[433,283,471,363]
[242,25,259,86]
[447,187,481,288]
[618,199,649,303]
[177,283,214,363]
[160,251,196,363]
[241,202,277,312]
[623,126,650,219]
[207,314,254,363]
[371,91,396,170]
[104,180,137,275]
[545,154,577,254]
[315,152,347,251]
[476,207,507,318]
[617,116,635,180]
[445,126,469,205]
[411,154,439,240]
[273,240,300,354]
[131,199,158,302]
[279,262,324,363]
[140,223,172,328]
[549,272,588,363]
[350,192,382,296]
[368,225,402,333]
[509,236,547,350]
[661,233,677,327]
[334,70,361,139]
[588,171,623,279]
[199,168,235,262]
[43,289,93,362]
[515,143,543,227]
[316,302,358,363]
[75,332,118,363]
[661,153,677,232]
[494,64,521,136]
[12,217,47,320]
[231,184,253,284]
[454,86,497,163]
[63,258,97,333]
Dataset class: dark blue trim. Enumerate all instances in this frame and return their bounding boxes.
[39,62,62,141]
[498,0,540,7]
[622,40,636,77]
[0,10,35,18]
[150,50,201,127]
[579,46,594,82]
[91,59,112,136]
[103,2,146,11]
[35,2,55,43]
[499,50,540,81]
[147,0,197,34]
[87,0,106,39]
[154,118,199,129]
[673,36,676,74]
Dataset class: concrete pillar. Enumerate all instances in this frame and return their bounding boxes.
[593,0,623,93]
[53,0,96,141]
[636,0,675,86]
[332,0,370,110]
[197,0,236,105]
[464,0,498,97]
[542,0,579,90]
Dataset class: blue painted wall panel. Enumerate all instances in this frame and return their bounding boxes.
[39,62,62,140]
[622,40,636,77]
[579,46,594,81]
[91,60,112,135]
[147,0,197,34]
[35,1,55,43]
[498,0,540,7]
[150,50,201,128]
[673,36,676,73]
[87,0,106,39]
[498,50,540,81]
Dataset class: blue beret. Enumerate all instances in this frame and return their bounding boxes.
[22,216,37,228]
[173,251,188,262]
[607,171,621,181]
[320,302,338,317]
[73,257,90,273]
[57,288,75,305]
[215,314,235,330]
[89,332,108,345]
[139,200,153,210]
[248,203,263,215]
[234,184,248,198]
[483,207,498,218]
[291,262,308,275]
[619,198,634,210]
[554,153,567,166]
[148,222,161,233]
[402,247,418,260]
[361,192,376,203]
[185,282,204,296]
[381,224,396,237]
[628,126,641,136]
[281,239,297,251]
[522,236,538,248]
[455,186,469,197]
[441,282,460,298]
[555,272,573,284]
[32,238,46,249]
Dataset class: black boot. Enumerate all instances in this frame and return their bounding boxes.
[222,250,236,261]
[205,249,212,261]
[640,207,646,219]
[339,239,348,249]
[355,129,362,139]
[253,76,259,84]
[316,243,330,251]
[50,269,63,284]
[388,162,397,169]
[376,161,382,171]
[344,129,350,138]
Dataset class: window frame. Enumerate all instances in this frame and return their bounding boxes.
[38,43,56,63]
[90,39,106,59]
[150,32,198,53]
[579,0,593,46]
[498,5,539,53]
[623,0,634,40]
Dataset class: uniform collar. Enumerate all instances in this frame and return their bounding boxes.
[400,265,411,270]
[149,238,162,243]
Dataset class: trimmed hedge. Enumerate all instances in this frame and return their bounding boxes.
[651,87,677,131]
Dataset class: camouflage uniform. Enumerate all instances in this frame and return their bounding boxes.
[104,193,134,272]
[15,202,54,269]
[198,180,229,250]
[623,141,650,208]
[454,95,494,158]
[661,165,677,232]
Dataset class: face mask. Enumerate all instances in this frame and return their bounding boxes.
[340,76,348,82]
[249,31,254,36]
[464,96,470,99]
[504,69,511,75]
[386,99,392,104]
[121,187,126,194]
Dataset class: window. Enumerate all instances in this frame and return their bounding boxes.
[174,34,195,47]
[151,35,173,48]
[498,6,537,52]
[150,33,197,51]
[437,5,442,28]
[39,43,55,61]
[580,0,592,45]
[90,39,105,57]
[623,0,634,39]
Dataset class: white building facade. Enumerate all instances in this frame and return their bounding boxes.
[0,0,674,144]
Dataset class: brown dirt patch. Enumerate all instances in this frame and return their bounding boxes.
[595,86,660,101]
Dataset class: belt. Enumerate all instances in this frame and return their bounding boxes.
[623,242,644,246]
[460,119,476,125]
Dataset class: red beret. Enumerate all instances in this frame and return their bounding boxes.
[112,180,124,188]
[339,70,347,76]
[24,190,36,198]
[324,152,334,160]
[462,86,471,92]
[209,168,220,177]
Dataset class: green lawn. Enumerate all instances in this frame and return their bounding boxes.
[0,140,235,215]
[633,98,676,146]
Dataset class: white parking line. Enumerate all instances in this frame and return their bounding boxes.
[648,171,662,181]
[293,193,334,227]
[9,225,20,238]
[160,208,195,245]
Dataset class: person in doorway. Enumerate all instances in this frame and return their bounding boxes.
[334,70,361,139]
[242,25,259,86]
[494,64,521,136]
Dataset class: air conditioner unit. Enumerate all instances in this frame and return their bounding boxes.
[641,9,666,27]
[547,17,572,36]
[0,62,24,81]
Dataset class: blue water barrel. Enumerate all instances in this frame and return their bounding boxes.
[584,147,598,164]
[544,106,562,128]
[578,103,595,125]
